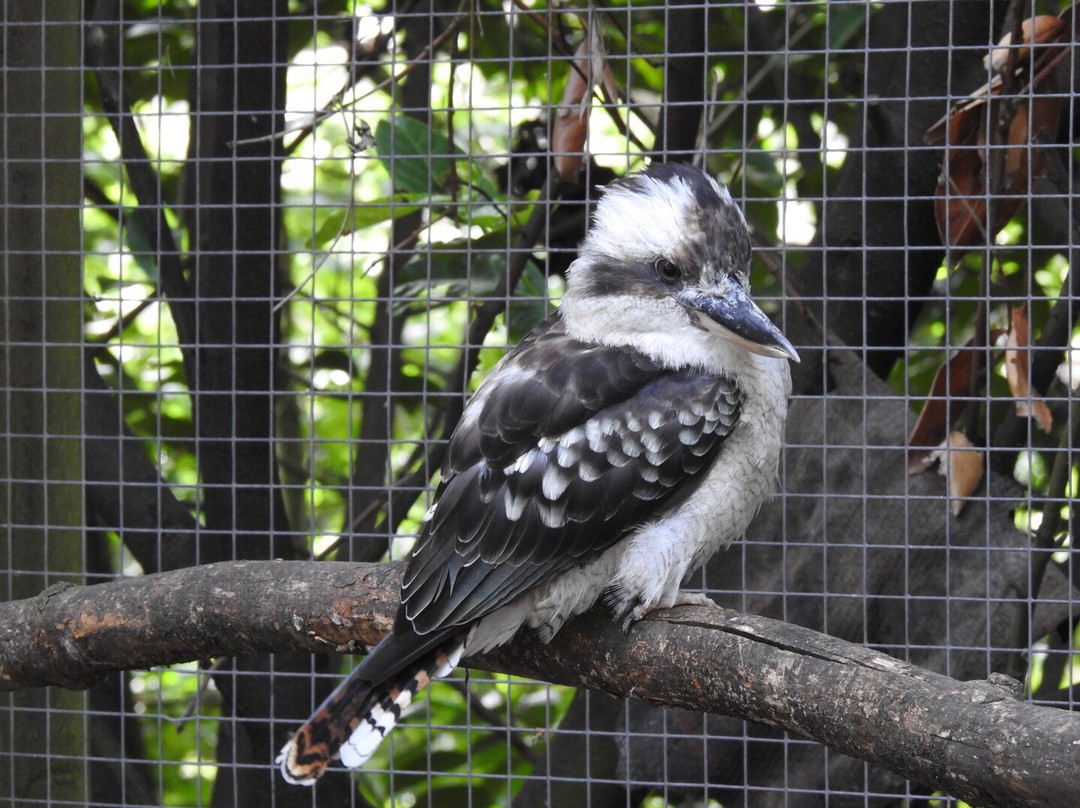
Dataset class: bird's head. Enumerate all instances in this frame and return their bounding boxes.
[561,163,799,365]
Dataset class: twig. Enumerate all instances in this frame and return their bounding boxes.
[963,0,1028,444]
[232,1,470,153]
[445,678,540,765]
[701,12,817,142]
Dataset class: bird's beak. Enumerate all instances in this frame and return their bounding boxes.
[680,284,800,362]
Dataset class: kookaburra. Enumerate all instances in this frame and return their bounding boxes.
[279,162,798,784]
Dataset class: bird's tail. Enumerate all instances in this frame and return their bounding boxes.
[277,638,466,785]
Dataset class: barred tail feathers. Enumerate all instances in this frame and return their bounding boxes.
[339,640,464,769]
[277,639,466,784]
[277,666,375,785]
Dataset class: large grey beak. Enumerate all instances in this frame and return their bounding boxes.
[680,285,800,362]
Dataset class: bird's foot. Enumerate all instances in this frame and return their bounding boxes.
[619,591,716,632]
[619,604,645,634]
[669,590,716,610]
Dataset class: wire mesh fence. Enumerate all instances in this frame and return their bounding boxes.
[2,1,1078,806]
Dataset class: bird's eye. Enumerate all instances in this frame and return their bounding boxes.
[654,259,681,284]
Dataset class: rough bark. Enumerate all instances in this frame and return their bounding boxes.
[185,0,292,564]
[0,559,1076,808]
[182,4,329,806]
[0,3,87,804]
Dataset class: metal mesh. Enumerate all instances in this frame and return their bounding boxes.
[1,1,1077,806]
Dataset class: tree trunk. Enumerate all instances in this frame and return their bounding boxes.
[0,3,87,804]
[183,3,348,805]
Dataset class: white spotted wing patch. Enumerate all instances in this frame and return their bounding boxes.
[542,463,572,500]
[492,372,741,529]
[503,489,528,521]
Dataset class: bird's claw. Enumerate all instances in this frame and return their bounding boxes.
[620,591,716,633]
[669,591,716,610]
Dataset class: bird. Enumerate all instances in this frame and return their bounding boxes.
[278,162,799,784]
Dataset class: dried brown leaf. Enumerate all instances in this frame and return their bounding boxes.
[927,10,1071,247]
[931,89,1059,247]
[927,8,1073,145]
[985,15,1066,74]
[552,29,608,185]
[929,432,984,516]
[907,332,1004,474]
[1005,305,1053,433]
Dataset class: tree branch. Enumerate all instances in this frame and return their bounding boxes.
[343,4,436,562]
[0,560,1076,808]
[85,2,198,375]
[84,352,200,574]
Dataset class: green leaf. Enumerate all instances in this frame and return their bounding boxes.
[376,116,455,194]
[828,4,870,50]
[374,116,504,202]
[306,197,423,249]
[395,228,513,299]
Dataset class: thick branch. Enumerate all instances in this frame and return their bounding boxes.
[0,560,1076,808]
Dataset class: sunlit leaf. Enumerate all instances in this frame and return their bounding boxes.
[376,115,456,194]
[306,197,423,249]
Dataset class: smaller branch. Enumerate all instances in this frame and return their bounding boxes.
[1028,143,1080,391]
[989,144,1080,474]
[1031,407,1080,558]
[83,353,200,574]
[1003,386,1080,673]
[81,173,163,350]
[234,1,469,153]
[444,678,539,765]
[85,14,198,379]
